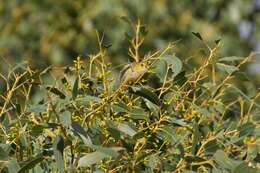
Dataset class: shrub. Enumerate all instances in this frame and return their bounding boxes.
[0,21,259,173]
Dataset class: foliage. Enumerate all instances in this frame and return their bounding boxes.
[0,0,259,64]
[0,20,260,173]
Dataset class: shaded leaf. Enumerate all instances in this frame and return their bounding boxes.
[76,95,102,104]
[18,155,44,173]
[7,160,20,173]
[192,32,203,41]
[46,86,66,99]
[59,111,71,126]
[117,123,137,137]
[203,139,220,155]
[213,150,241,171]
[129,86,160,105]
[192,122,200,155]
[233,162,259,173]
[215,39,221,45]
[53,136,65,173]
[78,147,123,167]
[0,146,8,160]
[72,77,79,99]
[238,122,255,137]
[71,121,93,146]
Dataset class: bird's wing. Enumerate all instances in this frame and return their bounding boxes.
[119,63,132,81]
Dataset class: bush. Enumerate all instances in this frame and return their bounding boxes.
[0,21,259,173]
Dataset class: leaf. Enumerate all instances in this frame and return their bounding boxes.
[120,16,132,25]
[0,146,8,160]
[192,32,203,41]
[28,104,47,115]
[53,136,65,173]
[147,153,159,171]
[18,155,44,173]
[213,150,241,171]
[192,122,200,155]
[238,122,255,137]
[7,160,20,173]
[31,125,45,136]
[161,55,182,77]
[173,71,187,86]
[78,147,123,167]
[72,77,79,99]
[154,59,168,82]
[168,117,189,127]
[215,39,221,45]
[117,123,137,137]
[140,25,148,36]
[157,126,178,145]
[233,162,259,173]
[76,95,102,104]
[71,121,93,146]
[230,86,260,108]
[203,139,220,155]
[59,111,71,126]
[216,63,239,75]
[78,151,107,167]
[46,86,66,99]
[129,86,160,105]
[218,56,243,62]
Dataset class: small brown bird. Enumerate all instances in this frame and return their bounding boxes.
[120,62,147,84]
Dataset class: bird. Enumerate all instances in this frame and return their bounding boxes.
[120,61,148,84]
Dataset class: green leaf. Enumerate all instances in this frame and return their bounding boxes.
[18,155,44,173]
[46,86,66,99]
[203,139,220,155]
[129,86,160,105]
[233,162,259,173]
[72,77,79,99]
[78,151,107,167]
[59,111,71,126]
[157,126,178,145]
[218,56,243,62]
[117,123,137,137]
[154,59,167,82]
[140,25,148,36]
[147,153,159,171]
[7,160,20,173]
[71,121,93,146]
[173,71,187,86]
[191,122,200,155]
[161,55,182,77]
[28,104,47,115]
[213,150,241,171]
[238,122,255,137]
[0,146,8,160]
[53,136,65,173]
[78,147,123,167]
[76,95,102,104]
[31,125,45,136]
[216,63,239,75]
[215,39,221,45]
[192,32,203,41]
[120,16,132,25]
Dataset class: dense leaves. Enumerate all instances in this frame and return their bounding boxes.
[0,20,259,173]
